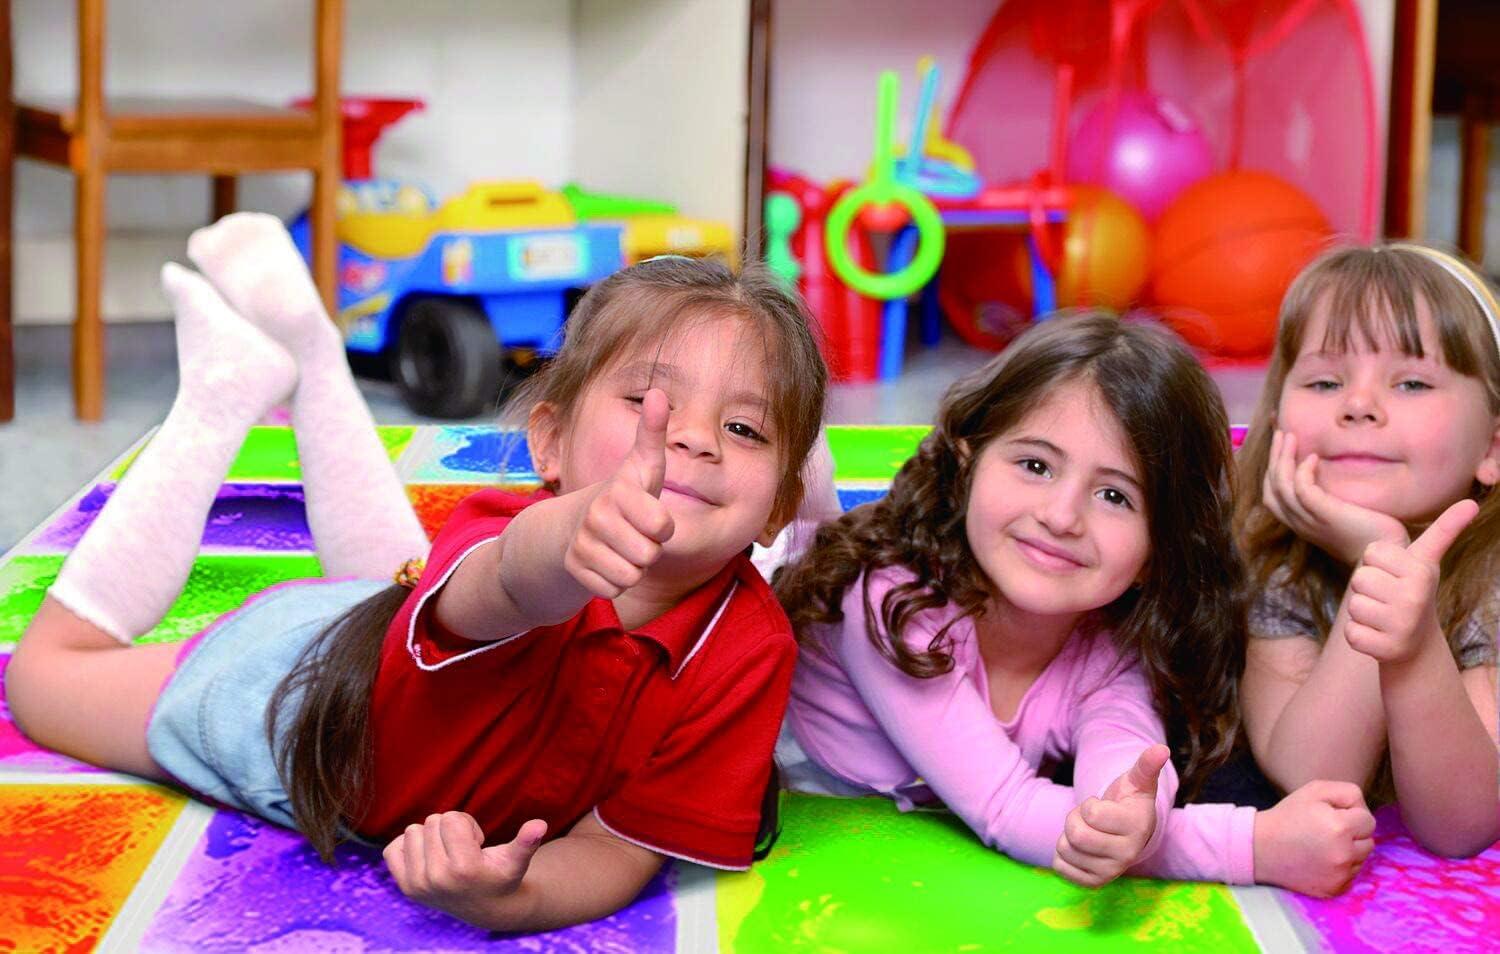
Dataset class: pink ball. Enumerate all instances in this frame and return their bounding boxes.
[1067,92,1215,222]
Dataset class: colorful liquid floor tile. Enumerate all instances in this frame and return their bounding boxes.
[718,794,1260,953]
[1,423,1495,952]
[0,554,323,648]
[140,810,677,953]
[1283,806,1500,954]
[0,784,186,949]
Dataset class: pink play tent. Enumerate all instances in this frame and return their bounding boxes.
[947,0,1379,239]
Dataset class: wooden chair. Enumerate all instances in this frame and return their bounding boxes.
[0,0,342,422]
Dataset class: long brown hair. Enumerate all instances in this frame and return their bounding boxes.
[775,313,1246,795]
[273,256,828,860]
[1235,243,1500,659]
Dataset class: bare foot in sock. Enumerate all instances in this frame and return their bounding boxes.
[161,263,298,417]
[186,212,341,360]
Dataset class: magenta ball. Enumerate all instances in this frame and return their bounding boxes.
[1067,91,1214,222]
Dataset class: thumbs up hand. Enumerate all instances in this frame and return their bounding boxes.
[562,389,676,599]
[1051,745,1170,888]
[1345,499,1478,665]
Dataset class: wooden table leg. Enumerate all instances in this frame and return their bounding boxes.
[211,175,237,223]
[74,166,105,421]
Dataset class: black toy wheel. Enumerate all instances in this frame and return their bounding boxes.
[392,297,502,418]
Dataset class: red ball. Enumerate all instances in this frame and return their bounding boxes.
[1150,171,1331,356]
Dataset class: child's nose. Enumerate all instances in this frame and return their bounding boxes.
[1037,487,1085,535]
[1338,384,1385,425]
[668,413,720,459]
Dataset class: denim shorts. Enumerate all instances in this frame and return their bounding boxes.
[145,577,387,830]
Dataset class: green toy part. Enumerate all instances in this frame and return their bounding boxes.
[561,183,678,219]
[763,192,803,291]
[825,71,946,301]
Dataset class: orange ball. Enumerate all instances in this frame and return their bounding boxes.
[1151,171,1331,356]
[1019,185,1151,310]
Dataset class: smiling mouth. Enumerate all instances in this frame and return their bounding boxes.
[1323,454,1400,467]
[662,481,715,505]
[1013,536,1088,571]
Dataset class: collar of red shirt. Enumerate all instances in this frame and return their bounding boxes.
[583,556,744,680]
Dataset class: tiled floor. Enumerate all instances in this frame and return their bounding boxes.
[0,320,1268,553]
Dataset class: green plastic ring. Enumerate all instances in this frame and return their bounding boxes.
[825,183,945,300]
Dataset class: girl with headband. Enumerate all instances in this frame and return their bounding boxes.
[1236,243,1500,857]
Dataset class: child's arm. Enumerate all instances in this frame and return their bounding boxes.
[1053,660,1183,883]
[1243,601,1389,792]
[433,391,675,641]
[383,810,663,933]
[1464,665,1499,748]
[1344,501,1499,856]
[1136,781,1374,895]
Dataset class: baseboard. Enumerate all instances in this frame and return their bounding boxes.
[13,232,188,326]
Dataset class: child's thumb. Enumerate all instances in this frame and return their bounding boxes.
[1106,744,1171,801]
[480,818,548,883]
[1407,498,1479,564]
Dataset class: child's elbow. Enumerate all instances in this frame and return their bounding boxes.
[1412,816,1500,859]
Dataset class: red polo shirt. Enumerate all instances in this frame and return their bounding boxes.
[359,489,796,869]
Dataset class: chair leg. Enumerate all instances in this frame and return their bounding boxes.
[310,166,338,320]
[74,167,105,421]
[1,4,14,423]
[211,175,236,223]
[1459,96,1490,263]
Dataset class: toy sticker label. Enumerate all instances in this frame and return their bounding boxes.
[511,235,586,281]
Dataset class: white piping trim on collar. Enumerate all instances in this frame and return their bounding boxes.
[671,581,737,680]
[592,808,750,872]
[407,536,531,672]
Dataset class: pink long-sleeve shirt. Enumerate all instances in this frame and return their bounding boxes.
[786,566,1257,884]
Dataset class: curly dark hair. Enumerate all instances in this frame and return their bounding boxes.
[774,312,1247,796]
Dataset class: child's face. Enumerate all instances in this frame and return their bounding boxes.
[1277,298,1500,524]
[534,315,785,575]
[964,380,1151,622]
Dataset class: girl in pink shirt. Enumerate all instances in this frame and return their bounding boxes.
[775,313,1375,897]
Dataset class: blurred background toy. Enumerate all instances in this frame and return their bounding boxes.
[290,97,734,417]
[1151,171,1332,356]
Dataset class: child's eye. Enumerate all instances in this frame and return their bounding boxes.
[1395,379,1432,392]
[1306,379,1339,392]
[623,394,645,405]
[1097,487,1134,510]
[726,421,769,444]
[1019,458,1050,477]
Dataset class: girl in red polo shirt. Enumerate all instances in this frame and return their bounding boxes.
[8,215,827,932]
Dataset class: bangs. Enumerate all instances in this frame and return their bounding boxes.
[1278,247,1488,377]
[609,298,784,434]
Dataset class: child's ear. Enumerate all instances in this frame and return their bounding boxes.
[1477,416,1500,487]
[756,499,795,548]
[527,402,563,484]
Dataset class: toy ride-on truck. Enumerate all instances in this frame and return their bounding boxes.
[289,179,735,418]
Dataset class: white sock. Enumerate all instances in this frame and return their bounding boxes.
[188,213,430,578]
[49,264,298,643]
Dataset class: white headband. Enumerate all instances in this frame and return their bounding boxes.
[1400,245,1500,358]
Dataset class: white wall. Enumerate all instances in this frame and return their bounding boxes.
[12,0,754,324]
[11,0,576,236]
[768,0,999,183]
[574,0,750,237]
